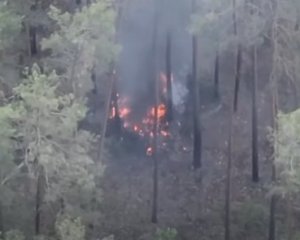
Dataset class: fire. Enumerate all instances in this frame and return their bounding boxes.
[159,72,174,95]
[151,104,167,120]
[109,72,173,155]
[110,107,116,119]
[119,107,130,118]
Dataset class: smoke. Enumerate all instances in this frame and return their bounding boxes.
[118,0,193,111]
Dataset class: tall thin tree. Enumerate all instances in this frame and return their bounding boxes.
[0,201,3,235]
[151,0,159,223]
[166,31,173,122]
[251,44,259,182]
[214,49,220,99]
[192,0,202,169]
[269,0,279,238]
[225,103,234,240]
[232,0,242,112]
[35,165,45,236]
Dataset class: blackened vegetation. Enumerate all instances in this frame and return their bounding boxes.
[166,32,173,123]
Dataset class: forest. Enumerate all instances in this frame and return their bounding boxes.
[0,0,300,240]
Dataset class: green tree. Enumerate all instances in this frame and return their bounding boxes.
[41,0,119,98]
[0,65,101,235]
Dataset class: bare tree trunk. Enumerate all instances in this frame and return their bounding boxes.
[269,0,278,238]
[25,21,32,61]
[166,31,173,123]
[233,45,242,112]
[214,49,220,99]
[192,0,202,170]
[269,192,277,240]
[151,73,159,224]
[35,166,45,236]
[97,69,115,161]
[151,0,159,224]
[225,106,233,240]
[269,91,278,240]
[29,26,37,56]
[286,193,293,240]
[0,200,3,235]
[232,0,242,112]
[111,80,122,136]
[251,45,259,182]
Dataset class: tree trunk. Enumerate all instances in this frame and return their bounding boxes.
[29,26,37,56]
[269,83,278,240]
[192,0,201,169]
[0,200,4,235]
[35,166,45,236]
[166,31,173,123]
[233,45,242,112]
[97,68,115,161]
[269,194,277,240]
[232,0,242,112]
[151,73,159,223]
[214,49,220,99]
[111,79,122,136]
[225,109,233,240]
[251,45,259,182]
[286,193,293,240]
[151,0,159,224]
[192,34,202,169]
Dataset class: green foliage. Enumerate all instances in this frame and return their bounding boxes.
[1,230,24,240]
[155,228,177,240]
[42,0,119,97]
[0,2,22,50]
[55,215,85,240]
[275,109,300,194]
[0,64,101,207]
[232,201,268,239]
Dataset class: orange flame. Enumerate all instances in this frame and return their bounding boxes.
[110,72,173,155]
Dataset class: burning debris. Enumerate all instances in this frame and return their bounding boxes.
[108,72,173,156]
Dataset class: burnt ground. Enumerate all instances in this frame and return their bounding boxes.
[89,45,296,240]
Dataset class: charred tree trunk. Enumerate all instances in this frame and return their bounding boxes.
[232,0,242,112]
[233,45,242,112]
[191,0,201,170]
[111,79,122,136]
[151,74,159,223]
[35,166,45,236]
[269,93,278,240]
[192,34,202,169]
[268,86,278,240]
[98,68,116,161]
[251,45,259,182]
[214,49,220,99]
[225,110,233,240]
[269,192,277,240]
[0,201,3,235]
[29,26,37,56]
[151,0,159,224]
[166,31,173,122]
